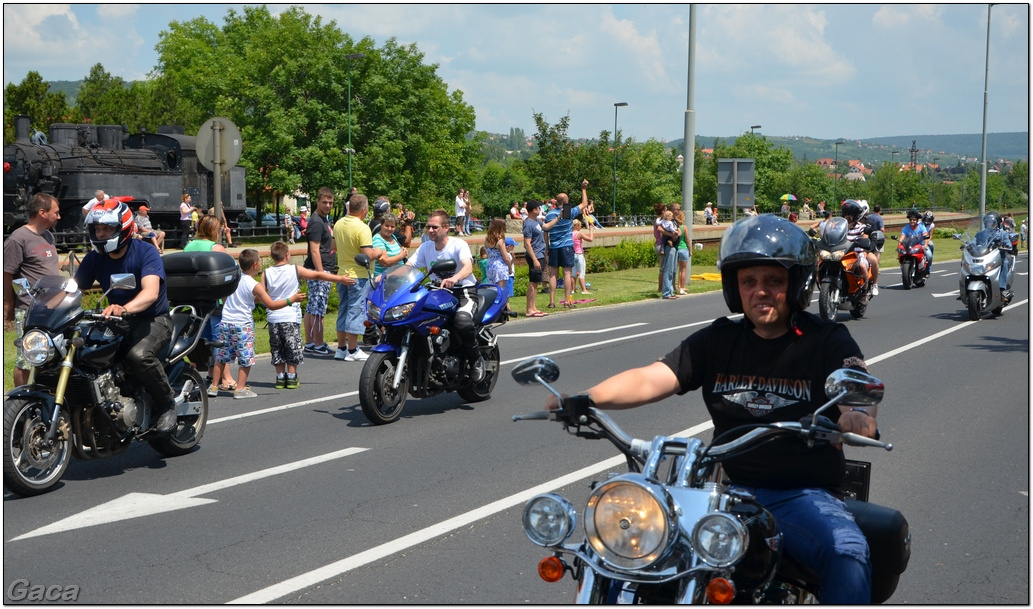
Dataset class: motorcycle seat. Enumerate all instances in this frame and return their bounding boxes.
[163,306,202,362]
[473,285,502,324]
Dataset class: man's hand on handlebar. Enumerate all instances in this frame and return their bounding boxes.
[101,303,130,318]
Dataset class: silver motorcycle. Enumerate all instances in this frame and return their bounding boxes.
[511,357,910,604]
[953,218,1015,321]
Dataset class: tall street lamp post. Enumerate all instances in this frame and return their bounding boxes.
[978,3,995,218]
[345,52,366,191]
[613,102,628,218]
[750,124,761,158]
[890,150,899,208]
[833,139,845,206]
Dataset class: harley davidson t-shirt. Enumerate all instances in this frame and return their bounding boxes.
[660,312,867,490]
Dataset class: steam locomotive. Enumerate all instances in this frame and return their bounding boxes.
[3,115,246,248]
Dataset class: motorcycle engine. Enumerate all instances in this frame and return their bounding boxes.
[441,355,462,385]
[95,371,143,431]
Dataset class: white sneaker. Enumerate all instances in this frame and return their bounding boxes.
[871,285,880,296]
[334,348,349,361]
[345,349,369,362]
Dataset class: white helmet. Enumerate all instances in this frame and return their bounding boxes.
[856,200,870,221]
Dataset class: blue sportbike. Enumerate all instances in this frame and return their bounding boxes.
[354,255,513,424]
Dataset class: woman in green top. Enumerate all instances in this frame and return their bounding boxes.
[370,212,408,279]
[675,210,691,296]
[183,215,227,254]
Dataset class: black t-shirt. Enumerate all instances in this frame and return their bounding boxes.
[304,213,336,273]
[659,312,867,489]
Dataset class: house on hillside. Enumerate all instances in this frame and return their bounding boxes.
[816,158,836,169]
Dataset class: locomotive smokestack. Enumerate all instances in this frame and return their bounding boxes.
[15,115,31,143]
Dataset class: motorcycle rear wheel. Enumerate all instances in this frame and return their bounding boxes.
[148,367,208,456]
[818,283,839,322]
[359,352,410,425]
[900,260,913,290]
[966,291,983,321]
[457,343,500,403]
[3,398,71,497]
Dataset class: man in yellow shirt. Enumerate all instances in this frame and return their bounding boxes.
[332,194,375,361]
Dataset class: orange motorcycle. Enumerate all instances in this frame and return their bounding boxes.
[815,217,877,320]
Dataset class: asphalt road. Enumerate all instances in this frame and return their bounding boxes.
[3,253,1028,604]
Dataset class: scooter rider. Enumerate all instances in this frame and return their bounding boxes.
[73,200,178,434]
[546,214,879,604]
[406,209,485,383]
[842,199,881,296]
[982,211,1014,302]
[921,211,936,271]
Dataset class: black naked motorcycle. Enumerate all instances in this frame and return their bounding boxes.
[511,357,911,604]
[3,251,238,497]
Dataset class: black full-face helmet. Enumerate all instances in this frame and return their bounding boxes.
[841,199,863,223]
[718,214,817,314]
[922,211,934,225]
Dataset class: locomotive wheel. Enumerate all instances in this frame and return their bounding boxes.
[3,398,71,497]
[148,367,208,456]
[359,352,410,425]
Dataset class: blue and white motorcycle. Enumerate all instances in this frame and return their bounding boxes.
[953,218,1015,321]
[353,255,512,425]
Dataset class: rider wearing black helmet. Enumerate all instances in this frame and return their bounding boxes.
[546,214,879,603]
[841,199,881,296]
[74,199,178,434]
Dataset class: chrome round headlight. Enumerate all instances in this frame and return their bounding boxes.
[21,330,55,367]
[585,480,670,569]
[692,512,748,568]
[522,493,577,547]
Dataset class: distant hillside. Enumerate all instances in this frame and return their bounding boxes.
[672,132,1028,165]
[48,80,81,105]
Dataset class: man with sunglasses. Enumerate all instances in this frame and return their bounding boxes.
[407,209,484,382]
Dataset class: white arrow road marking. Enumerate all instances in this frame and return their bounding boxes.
[500,322,648,338]
[9,447,368,541]
[933,290,960,298]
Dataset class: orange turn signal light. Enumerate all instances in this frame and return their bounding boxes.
[706,577,735,604]
[537,556,566,583]
[429,326,441,335]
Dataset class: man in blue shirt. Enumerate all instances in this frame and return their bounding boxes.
[74,200,178,434]
[544,180,590,308]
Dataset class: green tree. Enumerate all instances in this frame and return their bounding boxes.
[72,64,129,124]
[525,112,577,198]
[3,71,70,143]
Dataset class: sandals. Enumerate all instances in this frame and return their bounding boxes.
[562,301,576,309]
[218,381,237,391]
[528,311,549,318]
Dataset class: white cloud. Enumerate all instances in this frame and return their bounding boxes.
[97,4,138,19]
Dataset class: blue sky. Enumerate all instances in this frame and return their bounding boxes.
[3,4,1029,142]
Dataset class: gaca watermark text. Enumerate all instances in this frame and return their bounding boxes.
[7,580,80,602]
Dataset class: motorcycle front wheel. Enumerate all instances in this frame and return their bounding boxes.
[900,260,913,290]
[359,352,410,425]
[148,367,208,456]
[966,291,983,321]
[818,283,840,322]
[457,343,500,403]
[3,398,71,497]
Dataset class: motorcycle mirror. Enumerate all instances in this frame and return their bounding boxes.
[11,278,30,295]
[109,273,137,291]
[890,235,898,240]
[511,356,560,386]
[824,368,884,407]
[354,254,370,268]
[430,259,457,277]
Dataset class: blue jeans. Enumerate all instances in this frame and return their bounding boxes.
[741,486,871,604]
[660,243,677,298]
[336,279,371,335]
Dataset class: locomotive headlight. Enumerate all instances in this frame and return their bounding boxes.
[584,480,670,569]
[383,303,415,322]
[691,513,748,568]
[523,493,578,547]
[366,301,382,321]
[21,330,56,366]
